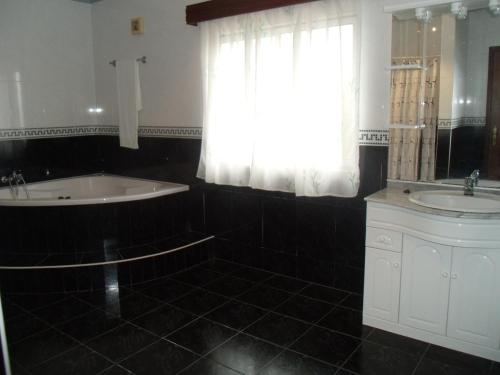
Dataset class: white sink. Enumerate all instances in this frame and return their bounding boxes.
[408,190,500,213]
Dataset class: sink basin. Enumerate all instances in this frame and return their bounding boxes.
[408,190,500,213]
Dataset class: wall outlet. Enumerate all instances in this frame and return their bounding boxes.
[131,17,144,35]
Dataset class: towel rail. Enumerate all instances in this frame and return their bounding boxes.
[109,56,147,67]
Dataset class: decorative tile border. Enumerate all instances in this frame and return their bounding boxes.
[359,129,389,146]
[461,117,486,128]
[437,117,486,130]
[0,126,105,140]
[0,125,389,146]
[138,126,202,138]
[0,125,202,140]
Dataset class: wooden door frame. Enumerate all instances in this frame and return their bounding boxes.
[483,46,500,176]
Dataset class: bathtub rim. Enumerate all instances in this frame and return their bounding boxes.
[0,173,190,207]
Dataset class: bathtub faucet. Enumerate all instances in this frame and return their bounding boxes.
[1,170,30,199]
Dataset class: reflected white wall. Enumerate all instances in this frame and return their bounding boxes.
[465,8,500,118]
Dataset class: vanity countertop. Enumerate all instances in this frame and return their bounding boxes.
[365,188,500,220]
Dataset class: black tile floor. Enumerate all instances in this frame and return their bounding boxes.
[2,259,500,375]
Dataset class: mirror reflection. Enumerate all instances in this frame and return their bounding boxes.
[390,2,500,185]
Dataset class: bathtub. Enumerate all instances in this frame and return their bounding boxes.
[0,174,205,293]
[0,174,189,206]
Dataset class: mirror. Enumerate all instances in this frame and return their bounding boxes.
[390,1,500,185]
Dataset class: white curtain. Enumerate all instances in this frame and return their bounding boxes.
[197,0,360,197]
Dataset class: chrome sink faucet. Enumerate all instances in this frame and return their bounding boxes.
[464,169,480,196]
[1,170,30,199]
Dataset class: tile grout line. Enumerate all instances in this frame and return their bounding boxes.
[241,282,341,373]
[410,344,430,375]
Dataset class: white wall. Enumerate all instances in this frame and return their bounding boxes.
[91,0,394,131]
[0,0,404,133]
[439,14,457,120]
[91,0,202,128]
[357,0,392,131]
[0,0,96,129]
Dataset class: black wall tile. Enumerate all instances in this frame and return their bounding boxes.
[262,197,297,254]
[448,126,484,178]
[205,188,233,237]
[296,202,336,262]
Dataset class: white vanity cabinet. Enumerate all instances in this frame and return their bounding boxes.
[363,246,401,322]
[447,248,500,348]
[363,201,500,362]
[399,235,452,335]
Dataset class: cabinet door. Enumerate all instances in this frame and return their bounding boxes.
[400,235,452,335]
[363,247,401,322]
[447,248,500,348]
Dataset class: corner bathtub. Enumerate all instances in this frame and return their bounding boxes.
[0,174,189,206]
[0,174,211,293]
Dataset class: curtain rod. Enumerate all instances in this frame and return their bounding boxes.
[186,0,320,26]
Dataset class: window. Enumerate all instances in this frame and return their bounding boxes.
[197,0,360,197]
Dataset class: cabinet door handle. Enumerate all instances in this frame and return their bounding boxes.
[442,272,449,278]
[393,263,400,268]
[451,273,458,279]
[376,235,392,245]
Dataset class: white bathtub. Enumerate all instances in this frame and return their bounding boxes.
[0,174,189,206]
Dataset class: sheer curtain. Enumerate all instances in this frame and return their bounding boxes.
[197,0,360,197]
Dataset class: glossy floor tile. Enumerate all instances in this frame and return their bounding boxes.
[290,326,361,366]
[166,318,237,355]
[29,345,112,375]
[3,261,499,375]
[244,312,311,347]
[207,333,282,374]
[259,350,339,374]
[131,305,197,337]
[343,341,420,375]
[205,300,267,331]
[120,340,199,375]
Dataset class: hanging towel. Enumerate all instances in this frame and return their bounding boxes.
[116,60,142,149]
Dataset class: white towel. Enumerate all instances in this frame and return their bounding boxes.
[116,60,142,149]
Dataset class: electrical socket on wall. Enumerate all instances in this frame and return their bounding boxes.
[131,17,144,35]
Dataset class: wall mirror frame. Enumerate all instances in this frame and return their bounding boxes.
[385,0,500,187]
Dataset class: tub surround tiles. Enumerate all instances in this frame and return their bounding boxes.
[0,136,104,183]
[0,194,195,264]
[0,136,202,185]
[5,260,498,375]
